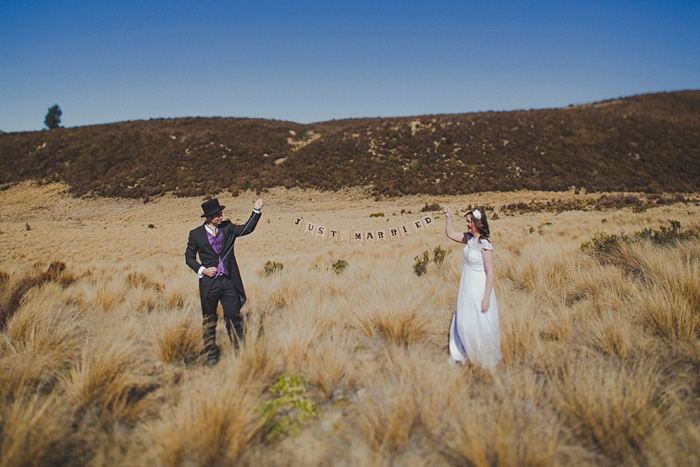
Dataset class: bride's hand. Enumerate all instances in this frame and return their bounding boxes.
[481,297,490,312]
[443,206,451,217]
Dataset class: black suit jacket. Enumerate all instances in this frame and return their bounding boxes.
[185,211,261,306]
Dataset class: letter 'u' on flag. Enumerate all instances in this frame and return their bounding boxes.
[305,222,316,236]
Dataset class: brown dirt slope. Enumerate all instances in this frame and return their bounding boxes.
[1,90,698,198]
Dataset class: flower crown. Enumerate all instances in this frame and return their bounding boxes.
[472,209,482,220]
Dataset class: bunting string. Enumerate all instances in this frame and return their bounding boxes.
[291,214,435,244]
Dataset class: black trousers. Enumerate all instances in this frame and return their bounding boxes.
[201,275,242,355]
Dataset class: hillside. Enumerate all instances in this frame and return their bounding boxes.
[1,91,699,198]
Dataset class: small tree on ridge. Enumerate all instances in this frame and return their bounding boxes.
[44,104,62,129]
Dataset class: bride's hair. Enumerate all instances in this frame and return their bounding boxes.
[467,209,490,242]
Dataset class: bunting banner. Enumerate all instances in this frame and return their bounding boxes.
[291,214,435,243]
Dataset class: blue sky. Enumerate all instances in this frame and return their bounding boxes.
[1,1,698,132]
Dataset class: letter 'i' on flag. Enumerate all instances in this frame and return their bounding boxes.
[399,224,411,237]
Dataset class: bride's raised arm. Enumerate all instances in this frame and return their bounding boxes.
[443,206,465,243]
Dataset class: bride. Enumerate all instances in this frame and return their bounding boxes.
[443,206,502,370]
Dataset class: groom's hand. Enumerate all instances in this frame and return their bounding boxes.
[203,267,217,278]
[254,198,264,210]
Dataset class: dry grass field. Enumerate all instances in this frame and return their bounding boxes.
[1,182,699,466]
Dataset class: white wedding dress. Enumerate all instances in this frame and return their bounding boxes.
[448,234,502,370]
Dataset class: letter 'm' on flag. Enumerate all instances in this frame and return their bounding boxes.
[353,231,364,244]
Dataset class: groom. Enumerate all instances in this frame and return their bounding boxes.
[185,197,263,366]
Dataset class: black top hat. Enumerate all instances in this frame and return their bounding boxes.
[201,198,225,217]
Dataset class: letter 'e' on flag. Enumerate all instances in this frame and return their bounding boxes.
[412,218,425,233]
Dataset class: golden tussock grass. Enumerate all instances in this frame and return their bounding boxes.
[63,339,157,424]
[1,182,700,465]
[550,356,680,465]
[0,389,72,467]
[146,374,265,466]
[152,311,203,365]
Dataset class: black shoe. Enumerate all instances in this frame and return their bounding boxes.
[205,344,220,367]
[206,353,219,367]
